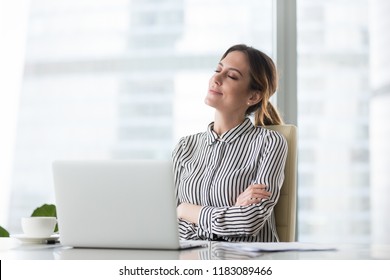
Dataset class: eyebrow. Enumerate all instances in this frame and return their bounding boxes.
[218,62,243,77]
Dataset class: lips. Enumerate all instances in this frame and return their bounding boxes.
[208,89,223,95]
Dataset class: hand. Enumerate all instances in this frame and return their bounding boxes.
[177,203,202,224]
[234,184,271,206]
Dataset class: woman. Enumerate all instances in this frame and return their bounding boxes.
[173,44,288,242]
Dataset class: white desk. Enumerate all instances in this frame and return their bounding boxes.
[1,238,390,260]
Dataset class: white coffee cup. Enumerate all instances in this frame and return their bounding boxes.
[21,217,57,237]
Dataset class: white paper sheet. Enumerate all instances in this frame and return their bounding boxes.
[212,242,337,253]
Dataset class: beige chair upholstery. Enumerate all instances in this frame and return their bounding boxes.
[266,125,297,242]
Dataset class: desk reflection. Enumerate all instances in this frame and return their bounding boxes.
[54,247,185,260]
[52,243,268,260]
[2,239,390,260]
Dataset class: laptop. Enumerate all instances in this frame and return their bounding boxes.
[52,159,206,250]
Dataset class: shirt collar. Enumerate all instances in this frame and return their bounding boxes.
[206,118,254,145]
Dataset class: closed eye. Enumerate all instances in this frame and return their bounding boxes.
[214,69,238,80]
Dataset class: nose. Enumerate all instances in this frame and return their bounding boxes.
[212,72,222,86]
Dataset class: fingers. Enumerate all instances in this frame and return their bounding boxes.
[234,184,271,206]
[246,184,271,197]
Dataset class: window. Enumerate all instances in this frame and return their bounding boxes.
[3,0,375,245]
[297,0,370,243]
[5,0,274,233]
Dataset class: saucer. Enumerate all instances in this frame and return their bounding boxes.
[12,234,60,244]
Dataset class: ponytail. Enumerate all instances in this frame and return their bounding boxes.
[254,102,283,126]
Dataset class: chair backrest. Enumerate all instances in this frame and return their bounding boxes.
[266,125,297,242]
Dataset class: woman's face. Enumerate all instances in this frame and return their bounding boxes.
[205,50,257,116]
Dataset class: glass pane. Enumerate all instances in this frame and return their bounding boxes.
[297,0,370,243]
[8,0,273,232]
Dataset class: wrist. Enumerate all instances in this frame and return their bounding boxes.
[177,203,186,219]
[177,202,202,224]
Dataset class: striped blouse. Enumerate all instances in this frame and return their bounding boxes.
[173,118,288,242]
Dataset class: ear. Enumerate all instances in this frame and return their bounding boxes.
[247,90,262,106]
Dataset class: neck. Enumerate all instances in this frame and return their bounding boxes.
[213,111,246,135]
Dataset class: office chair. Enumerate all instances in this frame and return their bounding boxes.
[266,125,298,242]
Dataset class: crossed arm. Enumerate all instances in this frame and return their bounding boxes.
[177,183,271,224]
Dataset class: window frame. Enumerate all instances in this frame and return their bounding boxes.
[274,0,297,126]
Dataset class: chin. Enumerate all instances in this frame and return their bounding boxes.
[204,97,217,109]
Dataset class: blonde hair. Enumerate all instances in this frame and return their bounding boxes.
[220,44,283,126]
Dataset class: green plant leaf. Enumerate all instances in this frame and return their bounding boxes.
[31,204,58,232]
[0,225,10,237]
[31,204,57,217]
